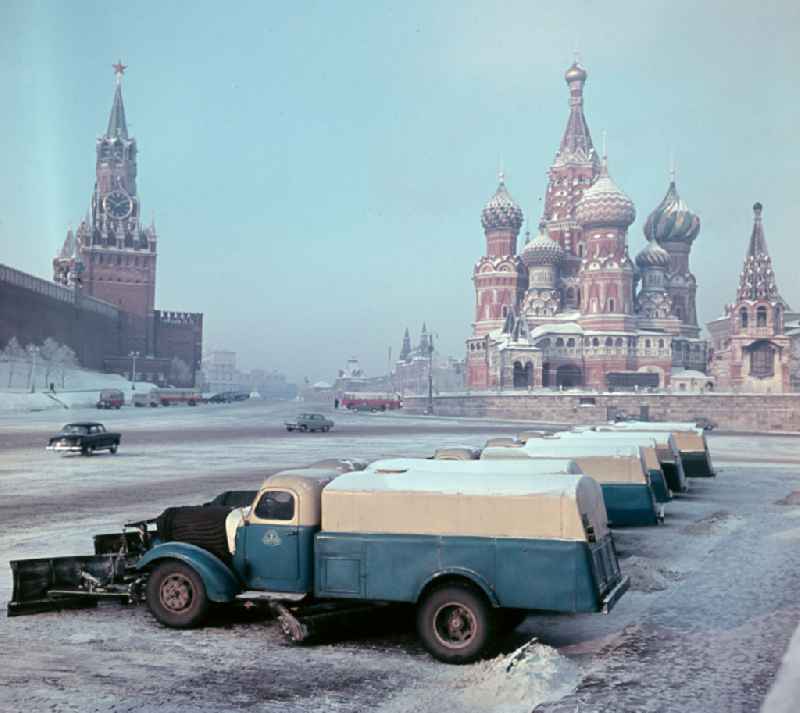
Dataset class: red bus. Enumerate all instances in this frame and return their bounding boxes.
[340,392,403,412]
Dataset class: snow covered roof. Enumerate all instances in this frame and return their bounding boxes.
[368,457,582,476]
[312,381,332,389]
[328,465,586,497]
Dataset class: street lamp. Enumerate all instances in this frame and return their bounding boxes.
[426,332,436,415]
[129,351,140,392]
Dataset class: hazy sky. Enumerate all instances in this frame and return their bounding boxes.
[1,0,799,382]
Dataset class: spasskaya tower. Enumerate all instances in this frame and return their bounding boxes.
[53,61,157,317]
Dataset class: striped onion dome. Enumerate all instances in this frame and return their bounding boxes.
[481,174,524,232]
[635,241,671,269]
[643,180,700,244]
[521,226,565,266]
[575,161,636,228]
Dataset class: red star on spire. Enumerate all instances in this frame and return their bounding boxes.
[112,60,127,76]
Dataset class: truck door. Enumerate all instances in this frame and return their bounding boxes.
[242,489,301,591]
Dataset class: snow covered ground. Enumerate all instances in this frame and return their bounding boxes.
[0,361,153,412]
[1,401,799,712]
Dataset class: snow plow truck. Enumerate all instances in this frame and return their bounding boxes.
[8,460,628,663]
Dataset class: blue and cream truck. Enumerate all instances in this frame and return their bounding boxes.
[8,462,629,663]
[481,442,669,526]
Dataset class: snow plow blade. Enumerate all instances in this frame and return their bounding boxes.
[7,554,136,616]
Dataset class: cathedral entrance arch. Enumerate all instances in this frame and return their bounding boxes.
[513,361,533,388]
[556,364,583,388]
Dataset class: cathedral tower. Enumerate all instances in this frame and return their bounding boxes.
[708,203,791,392]
[471,174,527,337]
[574,154,636,331]
[643,174,700,336]
[54,62,157,318]
[541,59,602,309]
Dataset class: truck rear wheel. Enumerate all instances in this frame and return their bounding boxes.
[146,560,209,628]
[416,584,495,664]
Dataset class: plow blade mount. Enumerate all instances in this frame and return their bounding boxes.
[8,554,133,617]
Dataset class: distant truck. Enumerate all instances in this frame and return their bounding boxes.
[9,461,628,663]
[96,389,124,410]
[340,392,402,412]
[133,391,159,408]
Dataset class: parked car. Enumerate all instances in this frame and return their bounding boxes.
[46,422,121,456]
[96,389,124,410]
[285,413,334,432]
[208,391,249,404]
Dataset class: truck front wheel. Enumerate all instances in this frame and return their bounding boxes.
[146,560,209,629]
[416,584,495,664]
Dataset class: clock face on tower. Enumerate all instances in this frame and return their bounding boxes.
[104,190,133,219]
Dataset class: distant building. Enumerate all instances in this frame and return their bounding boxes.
[394,324,465,395]
[464,60,707,393]
[334,356,392,394]
[708,203,792,393]
[201,349,296,398]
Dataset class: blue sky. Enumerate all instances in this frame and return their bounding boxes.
[1,0,798,381]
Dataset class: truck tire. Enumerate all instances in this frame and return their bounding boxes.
[300,425,308,432]
[82,445,95,456]
[146,560,209,628]
[416,584,495,664]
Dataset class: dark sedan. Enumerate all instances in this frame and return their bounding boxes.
[47,422,121,456]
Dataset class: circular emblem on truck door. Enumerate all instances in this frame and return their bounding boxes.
[262,530,282,546]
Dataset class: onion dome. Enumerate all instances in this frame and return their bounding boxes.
[635,241,671,269]
[643,180,700,244]
[564,61,587,83]
[481,173,524,232]
[521,225,565,266]
[574,161,636,228]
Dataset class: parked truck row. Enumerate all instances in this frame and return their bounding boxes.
[9,419,714,664]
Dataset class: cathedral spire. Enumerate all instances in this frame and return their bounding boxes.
[556,58,597,165]
[737,203,782,303]
[106,61,129,139]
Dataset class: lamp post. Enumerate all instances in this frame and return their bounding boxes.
[426,332,435,415]
[129,351,139,392]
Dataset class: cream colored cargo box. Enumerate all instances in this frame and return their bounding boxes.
[556,430,688,493]
[322,467,608,542]
[432,446,481,461]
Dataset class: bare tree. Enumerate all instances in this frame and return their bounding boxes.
[169,357,193,387]
[55,344,79,388]
[3,337,25,388]
[40,337,61,388]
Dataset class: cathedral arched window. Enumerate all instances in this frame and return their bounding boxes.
[658,339,665,349]
[567,338,575,348]
[645,339,651,348]
[501,305,508,318]
[577,244,585,257]
[605,337,613,347]
[740,308,748,328]
[615,337,623,347]
[555,338,564,347]
[750,341,775,378]
[756,306,767,327]
[592,338,600,347]
[608,298,615,313]
[566,287,575,301]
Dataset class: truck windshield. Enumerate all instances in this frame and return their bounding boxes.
[255,491,295,521]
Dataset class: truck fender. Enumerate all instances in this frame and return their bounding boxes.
[416,568,500,608]
[135,542,240,603]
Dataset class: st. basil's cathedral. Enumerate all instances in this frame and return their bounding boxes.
[466,60,728,392]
